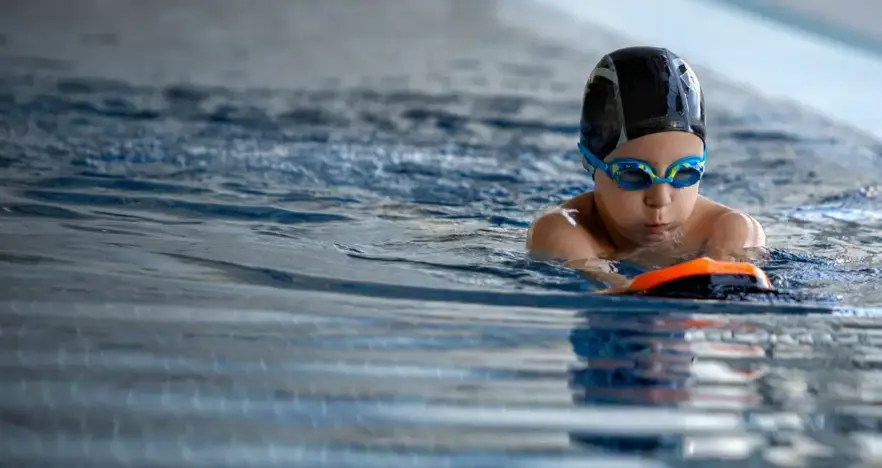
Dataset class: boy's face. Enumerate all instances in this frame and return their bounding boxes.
[594,131,704,248]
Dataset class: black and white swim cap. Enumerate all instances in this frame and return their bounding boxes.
[579,46,706,166]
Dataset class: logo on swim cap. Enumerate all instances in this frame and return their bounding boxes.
[673,57,702,109]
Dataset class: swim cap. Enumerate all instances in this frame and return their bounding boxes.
[579,46,705,166]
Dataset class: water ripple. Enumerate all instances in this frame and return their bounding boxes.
[1,4,882,465]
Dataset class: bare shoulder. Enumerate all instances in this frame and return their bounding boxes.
[527,192,602,261]
[695,197,767,254]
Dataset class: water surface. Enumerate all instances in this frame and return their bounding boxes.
[3,1,882,466]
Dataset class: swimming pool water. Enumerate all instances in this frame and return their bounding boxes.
[3,1,882,466]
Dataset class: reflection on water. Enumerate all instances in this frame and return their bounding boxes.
[569,312,764,459]
[1,298,870,466]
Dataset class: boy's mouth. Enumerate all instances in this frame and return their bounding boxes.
[644,223,671,234]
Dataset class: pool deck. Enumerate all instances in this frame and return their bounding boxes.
[0,0,590,98]
[531,0,882,142]
[718,0,882,57]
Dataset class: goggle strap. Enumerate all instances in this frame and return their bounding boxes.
[578,142,608,174]
[581,157,596,177]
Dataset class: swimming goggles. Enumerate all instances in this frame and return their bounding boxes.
[578,141,706,191]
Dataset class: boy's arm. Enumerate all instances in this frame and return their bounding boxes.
[704,211,768,261]
[527,209,632,290]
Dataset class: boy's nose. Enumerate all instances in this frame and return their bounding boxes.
[644,183,673,208]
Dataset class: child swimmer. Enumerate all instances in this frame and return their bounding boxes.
[527,46,767,290]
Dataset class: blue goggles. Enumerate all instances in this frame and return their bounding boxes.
[578,141,707,191]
